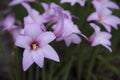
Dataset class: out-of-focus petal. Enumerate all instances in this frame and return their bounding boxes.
[24,23,42,39]
[65,34,81,46]
[102,44,112,52]
[105,1,119,10]
[87,12,99,21]
[90,23,100,32]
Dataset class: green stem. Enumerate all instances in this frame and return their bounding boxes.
[86,47,99,80]
[63,58,74,80]
[42,66,46,80]
[29,66,34,80]
[77,44,85,80]
[35,66,40,80]
[49,62,54,80]
[0,45,14,80]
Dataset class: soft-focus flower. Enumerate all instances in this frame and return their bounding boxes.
[0,14,16,31]
[88,23,112,52]
[63,34,81,46]
[11,27,24,41]
[87,8,120,32]
[22,3,46,31]
[92,0,119,11]
[15,23,60,71]
[9,0,35,6]
[41,2,65,23]
[60,0,86,6]
[53,18,85,46]
[41,2,86,46]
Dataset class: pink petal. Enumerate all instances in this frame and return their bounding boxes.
[98,32,112,39]
[23,49,34,71]
[102,23,111,32]
[90,23,100,33]
[15,35,32,49]
[9,0,22,6]
[92,1,102,11]
[102,44,112,52]
[37,32,56,47]
[31,49,44,68]
[77,0,86,6]
[24,23,42,39]
[105,1,119,9]
[60,0,76,6]
[1,14,15,30]
[65,34,81,46]
[103,16,120,30]
[24,16,34,24]
[25,0,34,2]
[87,12,99,21]
[21,2,31,13]
[41,45,60,62]
[41,3,49,12]
[100,8,112,17]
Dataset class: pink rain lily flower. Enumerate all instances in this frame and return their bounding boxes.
[41,2,66,23]
[15,23,60,71]
[63,34,81,46]
[53,18,85,46]
[60,0,86,6]
[92,0,119,11]
[0,14,17,31]
[9,0,35,6]
[22,3,46,31]
[88,23,112,52]
[87,8,120,32]
[41,2,86,46]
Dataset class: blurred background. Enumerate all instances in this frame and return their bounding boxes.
[0,0,120,80]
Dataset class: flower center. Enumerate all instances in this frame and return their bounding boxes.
[98,15,103,21]
[31,42,39,50]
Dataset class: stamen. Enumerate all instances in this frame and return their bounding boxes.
[31,42,39,50]
[98,15,103,21]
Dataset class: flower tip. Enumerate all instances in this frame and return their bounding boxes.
[56,58,60,62]
[23,67,28,71]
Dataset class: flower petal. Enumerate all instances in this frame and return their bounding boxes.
[65,34,81,46]
[102,23,111,32]
[21,2,31,13]
[105,1,119,10]
[9,0,22,6]
[102,44,112,52]
[31,49,44,68]
[41,45,60,62]
[90,23,100,33]
[24,23,42,39]
[37,32,56,47]
[15,35,32,49]
[23,49,34,71]
[41,2,49,12]
[87,12,99,22]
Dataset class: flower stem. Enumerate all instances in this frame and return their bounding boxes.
[42,66,46,80]
[29,66,34,80]
[35,65,40,80]
[77,44,85,80]
[63,57,74,80]
[86,47,99,80]
[49,62,54,80]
